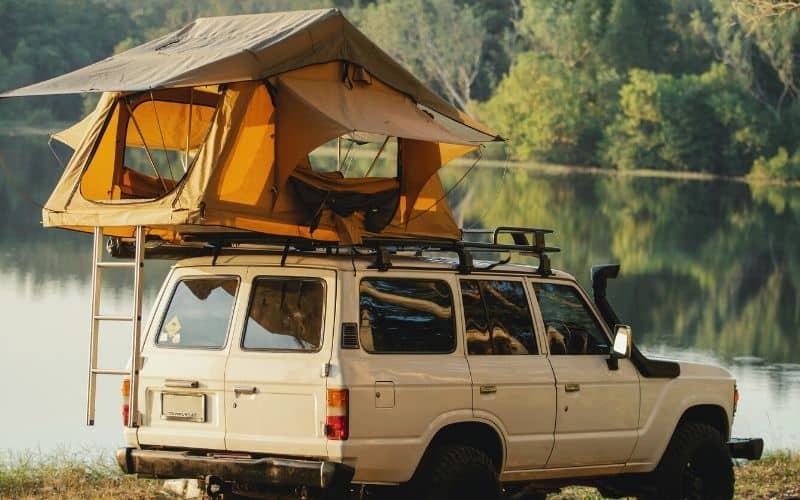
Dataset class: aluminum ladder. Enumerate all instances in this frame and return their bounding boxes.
[86,226,144,427]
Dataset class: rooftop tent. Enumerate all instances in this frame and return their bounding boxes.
[1,9,501,243]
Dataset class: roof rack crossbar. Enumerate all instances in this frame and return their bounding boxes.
[108,226,560,275]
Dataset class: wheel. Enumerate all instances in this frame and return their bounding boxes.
[416,444,501,500]
[645,422,734,500]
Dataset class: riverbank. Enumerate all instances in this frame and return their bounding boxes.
[2,126,798,187]
[1,452,797,499]
[314,146,800,188]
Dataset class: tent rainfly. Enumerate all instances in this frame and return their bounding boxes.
[0,9,501,244]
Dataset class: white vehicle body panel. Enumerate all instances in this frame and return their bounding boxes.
[127,253,737,486]
[223,266,337,457]
[334,270,473,483]
[463,276,556,470]
[136,266,245,450]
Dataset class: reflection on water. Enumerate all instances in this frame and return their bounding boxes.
[1,133,798,452]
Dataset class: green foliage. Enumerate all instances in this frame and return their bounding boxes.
[698,0,800,119]
[750,147,800,181]
[0,0,131,121]
[482,53,620,164]
[601,70,712,171]
[519,0,675,73]
[358,0,487,110]
[517,0,610,69]
[0,450,164,499]
[601,65,775,174]
[2,0,800,179]
[598,0,674,72]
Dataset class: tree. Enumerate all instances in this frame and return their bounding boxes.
[0,0,132,120]
[358,0,487,110]
[691,0,800,120]
[732,0,800,26]
[483,53,620,164]
[600,64,775,174]
[518,0,673,74]
[517,0,612,70]
[599,0,674,73]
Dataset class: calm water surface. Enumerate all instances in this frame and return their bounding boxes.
[1,133,798,454]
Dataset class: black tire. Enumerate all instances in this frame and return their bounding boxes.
[417,444,501,500]
[645,422,734,500]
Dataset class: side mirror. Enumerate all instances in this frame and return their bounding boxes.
[607,325,632,370]
[612,325,632,358]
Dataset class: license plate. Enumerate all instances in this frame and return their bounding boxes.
[161,392,206,422]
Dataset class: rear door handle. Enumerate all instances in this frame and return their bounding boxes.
[565,383,580,393]
[165,379,199,389]
[234,386,257,395]
[480,385,497,394]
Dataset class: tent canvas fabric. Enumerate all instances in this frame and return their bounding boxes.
[0,9,497,141]
[1,10,500,244]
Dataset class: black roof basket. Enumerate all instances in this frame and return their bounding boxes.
[108,226,560,275]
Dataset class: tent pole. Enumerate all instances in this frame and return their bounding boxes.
[364,136,390,178]
[149,91,176,181]
[337,136,341,171]
[185,89,194,172]
[124,100,169,194]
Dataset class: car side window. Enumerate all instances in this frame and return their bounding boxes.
[533,282,610,355]
[359,278,455,353]
[461,279,538,355]
[156,277,238,349]
[242,277,325,351]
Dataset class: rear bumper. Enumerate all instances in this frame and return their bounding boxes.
[727,438,764,460]
[116,447,354,489]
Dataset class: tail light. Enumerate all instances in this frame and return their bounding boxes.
[326,389,349,440]
[733,384,740,415]
[121,378,131,426]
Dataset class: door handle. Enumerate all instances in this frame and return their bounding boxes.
[479,385,497,394]
[233,385,257,395]
[565,383,580,393]
[165,379,199,389]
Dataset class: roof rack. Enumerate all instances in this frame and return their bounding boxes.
[361,227,559,275]
[107,226,560,275]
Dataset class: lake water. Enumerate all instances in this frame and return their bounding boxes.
[1,132,798,454]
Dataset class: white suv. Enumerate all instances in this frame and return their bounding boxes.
[115,229,762,499]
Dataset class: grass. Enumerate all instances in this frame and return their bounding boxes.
[0,450,166,500]
[0,451,797,499]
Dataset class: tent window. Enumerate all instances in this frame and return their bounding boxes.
[79,89,219,202]
[120,98,217,199]
[309,136,398,179]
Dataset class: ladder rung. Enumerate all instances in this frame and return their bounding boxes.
[91,368,129,376]
[93,314,134,322]
[96,261,137,269]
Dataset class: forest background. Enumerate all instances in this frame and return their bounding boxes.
[1,0,799,181]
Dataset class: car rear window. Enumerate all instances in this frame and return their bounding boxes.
[242,277,325,351]
[156,277,238,349]
[359,278,455,353]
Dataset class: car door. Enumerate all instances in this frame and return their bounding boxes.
[137,266,243,450]
[342,273,472,482]
[460,277,556,470]
[530,279,640,468]
[223,267,336,457]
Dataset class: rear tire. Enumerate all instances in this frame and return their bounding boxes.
[644,422,734,500]
[417,444,501,500]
